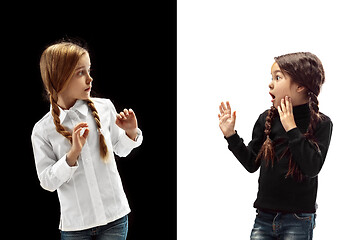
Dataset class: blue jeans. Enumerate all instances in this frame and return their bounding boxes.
[250,210,316,240]
[61,215,128,240]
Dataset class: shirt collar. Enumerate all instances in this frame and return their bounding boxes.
[51,100,89,124]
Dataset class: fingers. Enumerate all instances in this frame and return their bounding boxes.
[74,126,89,138]
[287,96,293,114]
[226,101,231,113]
[117,108,135,120]
[278,96,292,115]
[281,98,286,112]
[218,101,236,122]
[117,112,126,120]
[219,102,225,115]
[73,122,88,132]
[82,128,90,139]
[219,101,231,115]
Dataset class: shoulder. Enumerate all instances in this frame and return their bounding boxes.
[89,97,115,111]
[251,109,270,131]
[319,112,333,129]
[90,97,112,107]
[32,111,53,139]
[257,108,272,124]
[260,109,270,119]
[319,112,332,124]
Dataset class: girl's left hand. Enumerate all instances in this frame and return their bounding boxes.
[116,108,138,140]
[277,96,297,132]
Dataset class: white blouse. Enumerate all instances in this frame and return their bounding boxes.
[31,98,143,231]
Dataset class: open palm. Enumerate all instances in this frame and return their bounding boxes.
[218,101,236,138]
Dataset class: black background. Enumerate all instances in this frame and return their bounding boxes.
[4,2,176,239]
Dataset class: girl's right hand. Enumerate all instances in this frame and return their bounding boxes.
[66,122,89,166]
[218,101,236,138]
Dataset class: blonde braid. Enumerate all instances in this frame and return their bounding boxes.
[87,99,109,161]
[50,95,72,143]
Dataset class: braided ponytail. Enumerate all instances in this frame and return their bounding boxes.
[50,95,73,143]
[256,106,277,166]
[305,91,321,142]
[87,99,109,160]
[285,93,321,182]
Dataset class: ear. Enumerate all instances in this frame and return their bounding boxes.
[296,85,306,94]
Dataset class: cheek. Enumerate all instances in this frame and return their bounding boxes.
[276,82,292,98]
[70,78,84,90]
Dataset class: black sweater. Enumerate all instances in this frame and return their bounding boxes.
[226,104,333,213]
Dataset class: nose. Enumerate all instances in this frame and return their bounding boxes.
[269,80,274,90]
[86,73,93,85]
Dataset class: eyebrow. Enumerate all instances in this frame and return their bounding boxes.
[271,70,283,75]
[75,65,90,71]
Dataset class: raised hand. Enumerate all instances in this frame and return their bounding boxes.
[67,122,90,166]
[277,96,297,132]
[116,108,138,140]
[218,101,237,138]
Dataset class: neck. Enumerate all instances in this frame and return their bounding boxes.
[293,102,310,119]
[57,95,77,110]
[292,98,309,107]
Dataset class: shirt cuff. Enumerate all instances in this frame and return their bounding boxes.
[121,128,143,147]
[52,154,79,184]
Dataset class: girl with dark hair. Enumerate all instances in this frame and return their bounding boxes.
[218,52,333,239]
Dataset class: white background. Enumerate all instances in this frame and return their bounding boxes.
[178,0,360,239]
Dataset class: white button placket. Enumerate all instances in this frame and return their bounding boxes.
[67,110,107,223]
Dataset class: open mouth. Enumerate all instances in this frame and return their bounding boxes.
[85,87,91,92]
[269,92,275,103]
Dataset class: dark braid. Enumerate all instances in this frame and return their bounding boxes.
[305,91,321,142]
[256,106,277,166]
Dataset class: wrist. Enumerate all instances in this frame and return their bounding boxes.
[285,123,297,132]
[67,149,80,167]
[224,130,236,138]
[126,129,138,141]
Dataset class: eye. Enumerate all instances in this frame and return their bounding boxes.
[276,75,281,80]
[77,70,84,76]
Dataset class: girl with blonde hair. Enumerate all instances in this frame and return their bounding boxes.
[32,41,143,239]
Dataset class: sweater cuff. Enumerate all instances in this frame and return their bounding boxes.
[224,131,242,146]
[286,127,302,143]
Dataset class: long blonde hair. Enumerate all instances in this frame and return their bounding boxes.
[39,41,109,160]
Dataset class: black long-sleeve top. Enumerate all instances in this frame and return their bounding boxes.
[226,103,333,213]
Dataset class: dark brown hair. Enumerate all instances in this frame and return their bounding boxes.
[256,52,325,181]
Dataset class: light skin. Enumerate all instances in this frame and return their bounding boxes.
[218,62,309,138]
[62,53,138,166]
